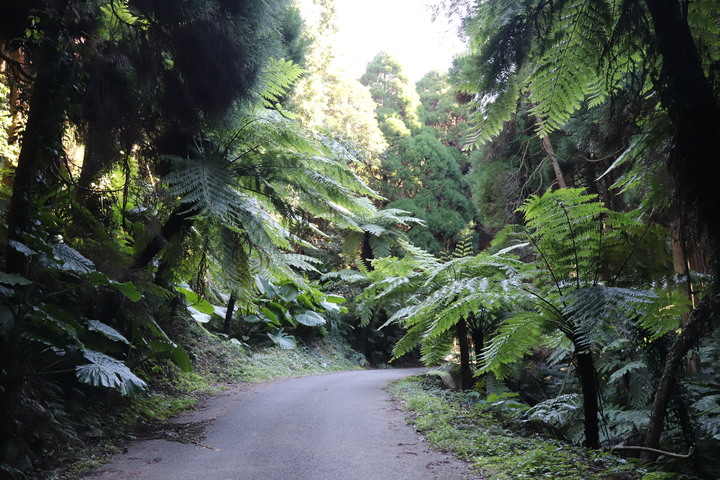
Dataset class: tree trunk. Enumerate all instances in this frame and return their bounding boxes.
[456,319,473,390]
[575,351,600,449]
[360,232,374,272]
[76,122,118,212]
[541,136,566,189]
[0,328,27,463]
[5,49,66,274]
[642,299,713,459]
[131,205,196,271]
[643,0,720,253]
[223,293,236,335]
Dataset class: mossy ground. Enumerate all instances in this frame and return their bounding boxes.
[388,374,698,480]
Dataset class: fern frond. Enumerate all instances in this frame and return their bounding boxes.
[465,81,523,148]
[258,58,304,108]
[396,238,440,268]
[528,0,612,136]
[480,311,545,378]
[561,286,656,353]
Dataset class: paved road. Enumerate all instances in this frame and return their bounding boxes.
[84,369,475,480]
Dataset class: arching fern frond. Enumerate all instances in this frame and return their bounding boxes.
[528,0,613,137]
[480,310,546,379]
[257,58,305,108]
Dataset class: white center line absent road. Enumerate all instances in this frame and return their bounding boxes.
[84,368,477,480]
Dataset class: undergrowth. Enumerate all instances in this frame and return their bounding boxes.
[388,373,699,480]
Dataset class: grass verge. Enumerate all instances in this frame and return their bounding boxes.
[388,373,697,480]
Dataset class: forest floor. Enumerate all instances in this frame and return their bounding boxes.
[388,374,700,480]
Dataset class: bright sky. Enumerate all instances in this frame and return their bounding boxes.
[310,0,467,83]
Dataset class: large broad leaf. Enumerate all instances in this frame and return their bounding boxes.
[267,329,296,349]
[22,307,82,349]
[87,320,129,345]
[148,341,192,372]
[277,284,299,302]
[188,306,211,323]
[111,281,143,302]
[8,240,36,256]
[176,287,215,314]
[294,310,325,327]
[86,272,143,302]
[75,350,147,395]
[41,243,96,274]
[0,272,32,285]
[261,307,281,326]
[323,294,346,304]
[296,294,315,310]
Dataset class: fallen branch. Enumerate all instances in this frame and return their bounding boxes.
[610,444,695,459]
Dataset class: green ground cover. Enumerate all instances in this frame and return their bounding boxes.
[388,374,696,480]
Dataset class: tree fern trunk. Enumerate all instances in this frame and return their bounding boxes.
[470,324,484,368]
[132,205,196,270]
[0,332,27,463]
[223,293,236,334]
[456,319,473,390]
[360,232,374,272]
[575,351,600,449]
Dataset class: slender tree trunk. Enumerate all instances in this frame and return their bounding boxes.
[0,323,28,463]
[456,319,473,390]
[132,205,196,271]
[575,351,600,449]
[360,232,374,272]
[223,293,236,335]
[642,299,713,459]
[76,122,117,210]
[541,136,566,189]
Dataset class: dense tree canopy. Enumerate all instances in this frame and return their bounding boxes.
[360,52,422,140]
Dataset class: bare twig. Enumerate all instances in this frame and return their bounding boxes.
[609,444,695,460]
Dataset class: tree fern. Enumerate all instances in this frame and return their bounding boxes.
[484,188,685,447]
[160,66,385,313]
[370,250,528,364]
[460,0,662,145]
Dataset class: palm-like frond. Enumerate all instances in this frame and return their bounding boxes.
[257,58,305,108]
[481,310,546,379]
[528,0,612,136]
[560,285,656,353]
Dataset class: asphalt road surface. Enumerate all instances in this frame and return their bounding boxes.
[84,369,476,480]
